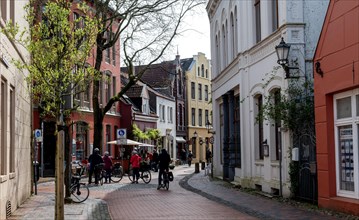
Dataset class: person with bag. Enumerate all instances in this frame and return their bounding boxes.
[187,150,193,167]
[157,148,171,190]
[88,148,104,185]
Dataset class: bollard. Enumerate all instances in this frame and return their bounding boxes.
[195,162,200,173]
[201,162,205,170]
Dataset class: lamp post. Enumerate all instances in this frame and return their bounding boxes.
[275,37,299,79]
[206,120,214,177]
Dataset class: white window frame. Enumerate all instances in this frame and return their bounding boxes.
[334,89,359,199]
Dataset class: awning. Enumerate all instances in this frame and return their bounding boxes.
[107,139,143,146]
[175,137,186,143]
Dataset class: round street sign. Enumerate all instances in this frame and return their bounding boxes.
[117,129,127,139]
[209,136,214,144]
[199,139,204,145]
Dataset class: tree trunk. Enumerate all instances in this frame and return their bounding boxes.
[93,37,105,152]
[55,121,64,219]
[64,125,72,202]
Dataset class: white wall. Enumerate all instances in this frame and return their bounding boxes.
[0,0,32,218]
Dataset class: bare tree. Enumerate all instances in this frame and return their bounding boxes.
[91,0,205,150]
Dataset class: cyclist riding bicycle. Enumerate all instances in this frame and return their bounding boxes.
[157,148,171,190]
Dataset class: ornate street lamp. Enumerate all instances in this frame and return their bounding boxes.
[275,37,299,79]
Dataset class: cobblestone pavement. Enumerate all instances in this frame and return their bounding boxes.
[9,165,357,220]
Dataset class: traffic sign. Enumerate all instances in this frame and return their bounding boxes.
[117,139,127,145]
[209,136,214,144]
[34,129,42,142]
[117,128,127,139]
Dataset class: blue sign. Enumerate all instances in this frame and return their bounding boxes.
[117,128,127,139]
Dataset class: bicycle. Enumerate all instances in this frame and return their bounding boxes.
[128,163,151,184]
[99,162,123,184]
[157,170,170,190]
[70,162,90,203]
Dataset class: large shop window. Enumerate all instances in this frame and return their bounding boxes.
[334,90,359,198]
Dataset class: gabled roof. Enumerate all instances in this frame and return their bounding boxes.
[180,58,194,72]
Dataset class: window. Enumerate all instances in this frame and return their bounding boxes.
[104,72,111,104]
[179,104,183,130]
[198,67,200,76]
[167,106,173,123]
[10,0,14,24]
[271,0,278,32]
[199,109,202,126]
[1,78,7,175]
[9,86,15,172]
[106,125,111,155]
[112,36,116,65]
[230,12,235,61]
[1,0,7,21]
[160,105,165,122]
[192,108,195,126]
[206,69,208,78]
[255,0,261,43]
[201,64,204,77]
[255,94,264,159]
[105,31,110,63]
[216,34,220,73]
[192,137,197,158]
[205,85,209,101]
[234,95,241,167]
[198,84,202,100]
[191,82,195,99]
[99,73,103,106]
[334,90,359,198]
[205,110,209,125]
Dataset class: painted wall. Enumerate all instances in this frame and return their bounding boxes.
[207,0,328,197]
[314,0,359,215]
[0,0,32,218]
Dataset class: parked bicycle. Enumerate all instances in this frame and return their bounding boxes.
[128,163,151,184]
[70,162,90,203]
[98,162,123,184]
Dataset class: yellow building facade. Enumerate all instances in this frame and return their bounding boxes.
[185,53,212,163]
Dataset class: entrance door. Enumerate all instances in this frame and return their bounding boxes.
[43,121,56,177]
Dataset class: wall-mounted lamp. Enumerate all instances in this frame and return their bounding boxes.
[193,131,198,138]
[263,139,269,157]
[206,120,216,134]
[315,61,324,77]
[275,37,299,79]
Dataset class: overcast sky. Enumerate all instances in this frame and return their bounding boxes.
[170,6,211,60]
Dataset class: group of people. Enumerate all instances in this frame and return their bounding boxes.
[130,148,170,189]
[87,146,212,189]
[87,148,113,185]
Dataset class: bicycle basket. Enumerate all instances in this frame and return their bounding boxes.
[168,172,174,181]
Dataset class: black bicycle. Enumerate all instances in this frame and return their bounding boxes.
[99,162,123,184]
[128,163,151,184]
[158,171,170,190]
[70,162,90,203]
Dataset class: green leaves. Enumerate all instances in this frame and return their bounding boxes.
[3,0,97,119]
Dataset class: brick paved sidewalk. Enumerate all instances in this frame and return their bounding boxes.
[180,170,345,220]
[8,181,111,220]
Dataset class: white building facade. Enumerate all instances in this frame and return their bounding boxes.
[207,0,329,197]
[155,92,176,159]
[0,0,32,218]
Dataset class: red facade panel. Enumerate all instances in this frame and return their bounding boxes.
[314,0,359,215]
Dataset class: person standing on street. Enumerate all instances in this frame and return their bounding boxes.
[88,148,104,185]
[151,149,159,172]
[130,150,141,183]
[206,148,212,165]
[187,150,193,167]
[157,148,171,190]
[103,151,113,183]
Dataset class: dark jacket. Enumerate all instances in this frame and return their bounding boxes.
[158,149,171,170]
[89,153,104,170]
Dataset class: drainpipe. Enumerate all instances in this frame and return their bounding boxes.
[279,127,283,197]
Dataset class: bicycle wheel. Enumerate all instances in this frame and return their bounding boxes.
[99,170,104,185]
[141,170,151,184]
[128,169,133,182]
[70,183,89,203]
[111,168,123,183]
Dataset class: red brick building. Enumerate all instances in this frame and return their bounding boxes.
[33,3,122,176]
[314,0,359,215]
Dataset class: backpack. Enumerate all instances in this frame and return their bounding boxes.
[168,171,174,181]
